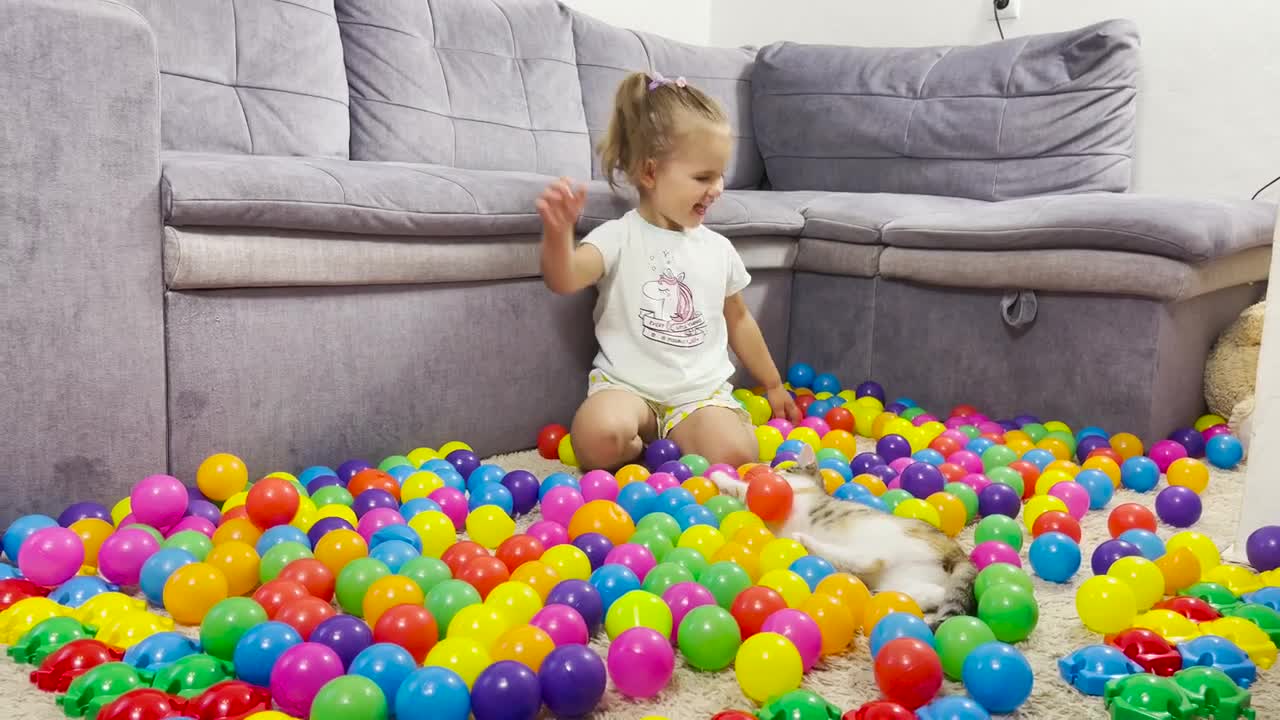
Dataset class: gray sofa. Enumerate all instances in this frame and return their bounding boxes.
[2,0,1272,524]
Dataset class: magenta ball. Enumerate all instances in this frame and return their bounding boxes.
[526,520,569,549]
[269,642,344,717]
[165,516,216,538]
[1201,425,1232,441]
[1048,482,1090,520]
[645,473,680,494]
[941,429,970,445]
[1148,440,1189,473]
[428,487,468,529]
[662,582,716,641]
[130,474,189,530]
[97,528,160,585]
[961,474,992,494]
[356,507,405,544]
[761,608,823,671]
[18,527,84,586]
[800,418,831,437]
[948,451,984,474]
[579,471,620,503]
[970,541,1022,570]
[531,604,590,647]
[1155,486,1202,528]
[766,419,795,437]
[542,487,585,527]
[888,457,914,475]
[603,544,656,581]
[606,627,674,698]
[706,464,740,479]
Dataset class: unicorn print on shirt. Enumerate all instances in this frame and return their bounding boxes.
[638,252,706,348]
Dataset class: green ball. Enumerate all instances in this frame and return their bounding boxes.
[378,455,412,472]
[680,454,710,477]
[977,583,1038,643]
[397,556,452,597]
[981,445,1018,470]
[310,674,389,720]
[758,690,843,720]
[958,425,981,440]
[287,480,309,499]
[1021,423,1048,443]
[259,542,313,584]
[426,579,482,635]
[663,547,710,580]
[974,563,1034,602]
[881,489,914,513]
[703,495,745,523]
[943,482,980,522]
[336,558,393,616]
[123,524,164,544]
[986,467,1025,497]
[676,605,740,670]
[629,529,675,562]
[199,598,268,661]
[163,531,213,561]
[312,486,354,508]
[635,513,682,543]
[1180,582,1239,611]
[642,562,695,597]
[900,407,926,421]
[816,448,849,465]
[934,615,997,680]
[698,561,752,608]
[974,515,1024,552]
[1045,430,1077,453]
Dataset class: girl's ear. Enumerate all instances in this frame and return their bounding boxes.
[638,158,658,190]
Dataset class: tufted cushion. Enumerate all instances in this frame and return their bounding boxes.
[335,0,590,177]
[752,20,1139,201]
[570,9,762,189]
[123,0,350,157]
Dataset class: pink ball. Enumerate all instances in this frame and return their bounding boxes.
[579,470,620,503]
[1048,481,1090,520]
[428,487,468,530]
[886,477,902,491]
[706,464,740,479]
[356,507,405,543]
[542,486,585,527]
[98,527,160,585]
[607,627,675,699]
[269,642,344,718]
[971,414,990,423]
[118,514,138,528]
[531,603,589,646]
[604,544,656,581]
[18,527,84,586]
[761,608,823,671]
[944,418,968,430]
[970,540,1021,570]
[977,422,1005,436]
[888,457,914,474]
[800,418,830,437]
[948,451,984,474]
[911,414,938,427]
[527,520,569,549]
[1149,440,1189,473]
[130,474,189,530]
[940,429,970,445]
[662,581,716,641]
[645,473,679,494]
[766,419,795,437]
[165,516,216,538]
[960,473,992,494]
[1201,424,1232,441]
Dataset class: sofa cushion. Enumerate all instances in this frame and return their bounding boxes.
[124,0,349,157]
[752,20,1138,201]
[801,193,989,244]
[570,10,762,189]
[577,182,804,237]
[882,195,1278,263]
[335,0,590,177]
[161,152,546,236]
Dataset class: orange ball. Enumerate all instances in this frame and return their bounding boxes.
[69,519,114,570]
[496,535,546,574]
[871,412,898,439]
[245,478,300,530]
[820,469,846,495]
[212,517,262,547]
[1082,455,1123,488]
[566,500,636,545]
[442,541,490,577]
[861,591,923,635]
[1166,458,1209,494]
[682,477,718,504]
[347,468,401,502]
[734,526,775,554]
[1036,438,1072,462]
[800,592,856,656]
[313,529,369,576]
[926,492,967,537]
[510,561,560,600]
[815,573,871,629]
[491,624,556,671]
[363,575,425,627]
[1110,432,1145,460]
[616,464,650,487]
[205,541,261,597]
[1155,547,1202,595]
[821,429,858,459]
[711,542,761,582]
[851,474,888,497]
[746,472,793,521]
[278,558,336,602]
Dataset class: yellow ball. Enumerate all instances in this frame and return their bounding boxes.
[837,390,857,404]
[745,395,773,426]
[1044,460,1081,478]
[263,471,298,483]
[110,497,133,527]
[401,472,445,502]
[447,604,513,649]
[819,469,845,495]
[196,453,249,503]
[854,396,884,413]
[926,492,967,537]
[484,581,544,626]
[1075,576,1137,635]
[1082,456,1123,488]
[814,391,834,401]
[1166,531,1222,579]
[1133,609,1202,645]
[616,464,650,487]
[851,473,888,497]
[1035,468,1076,495]
[466,506,515,550]
[732,388,754,403]
[893,498,942,530]
[786,427,821,451]
[735,632,803,703]
[712,542,761,582]
[1023,495,1069,531]
[406,447,438,466]
[290,497,317,530]
[1107,556,1165,611]
[1195,414,1228,432]
[540,545,591,581]
[438,441,474,457]
[756,425,785,461]
[1203,564,1263,596]
[425,637,490,688]
[682,477,717,504]
[1043,420,1073,435]
[758,569,812,608]
[409,510,458,559]
[1166,458,1210,494]
[677,525,727,561]
[558,434,578,467]
[821,430,858,459]
[315,504,358,528]
[917,421,947,443]
[221,491,249,513]
[759,538,808,575]
[852,406,879,438]
[1036,437,1072,461]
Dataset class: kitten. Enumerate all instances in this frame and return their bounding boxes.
[709,446,976,627]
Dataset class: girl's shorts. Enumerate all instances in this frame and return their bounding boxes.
[587,369,752,438]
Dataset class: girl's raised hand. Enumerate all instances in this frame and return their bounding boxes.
[536,177,588,237]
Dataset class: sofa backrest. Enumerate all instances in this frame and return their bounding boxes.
[334,0,591,178]
[570,10,764,190]
[752,20,1140,201]
[123,0,350,158]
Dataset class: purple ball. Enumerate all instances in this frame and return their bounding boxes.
[353,489,399,518]
[186,485,207,503]
[306,475,343,493]
[538,644,607,717]
[876,434,913,463]
[310,614,373,669]
[472,660,541,720]
[545,579,605,633]
[1246,526,1280,572]
[656,461,693,483]
[978,483,1021,519]
[1076,435,1111,463]
[1167,427,1206,459]
[997,419,1020,432]
[867,464,898,483]
[337,460,373,483]
[643,440,682,471]
[501,471,540,516]
[307,517,355,547]
[1155,486,1202,528]
[855,381,885,403]
[884,402,908,415]
[899,463,945,499]
[572,532,614,571]
[1013,415,1041,427]
[850,452,886,477]
[771,451,800,467]
[187,499,222,526]
[58,502,111,527]
[446,450,481,480]
[1091,539,1142,575]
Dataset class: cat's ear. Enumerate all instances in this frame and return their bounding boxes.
[797,443,818,471]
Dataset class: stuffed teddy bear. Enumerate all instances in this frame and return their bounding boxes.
[1204,299,1265,454]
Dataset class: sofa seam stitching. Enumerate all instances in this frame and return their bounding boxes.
[883,226,1206,261]
[164,70,349,108]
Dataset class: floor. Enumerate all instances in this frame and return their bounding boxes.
[0,441,1271,720]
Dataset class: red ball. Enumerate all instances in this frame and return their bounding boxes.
[495,535,545,574]
[1153,596,1221,623]
[845,701,917,720]
[1031,511,1082,543]
[373,604,438,663]
[930,437,962,457]
[222,506,249,523]
[245,478,300,530]
[456,556,510,599]
[795,395,816,414]
[1087,447,1124,465]
[950,405,980,419]
[825,407,855,433]
[275,595,337,640]
[441,541,490,577]
[252,579,310,620]
[746,472,793,522]
[1108,503,1157,538]
[980,432,1005,444]
[1007,461,1041,500]
[937,462,967,484]
[873,638,942,710]
[713,713,758,720]
[729,586,787,640]
[538,424,569,460]
[348,469,400,502]
[277,559,336,603]
[96,688,185,720]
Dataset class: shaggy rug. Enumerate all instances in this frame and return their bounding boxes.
[0,441,1271,720]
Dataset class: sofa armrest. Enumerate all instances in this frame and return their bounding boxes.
[0,0,166,523]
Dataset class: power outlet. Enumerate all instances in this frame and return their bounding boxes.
[992,0,1020,20]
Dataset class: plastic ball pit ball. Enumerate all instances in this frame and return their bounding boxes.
[1247,526,1280,572]
[873,637,942,710]
[962,641,1033,714]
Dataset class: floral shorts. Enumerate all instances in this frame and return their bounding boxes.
[587,369,751,438]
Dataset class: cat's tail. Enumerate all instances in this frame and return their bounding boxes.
[932,551,978,628]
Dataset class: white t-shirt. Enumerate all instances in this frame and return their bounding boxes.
[583,210,751,406]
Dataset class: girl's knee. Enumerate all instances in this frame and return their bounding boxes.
[570,421,641,471]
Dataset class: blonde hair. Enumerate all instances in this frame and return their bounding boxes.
[598,72,728,191]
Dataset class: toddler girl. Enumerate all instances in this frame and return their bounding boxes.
[537,72,799,471]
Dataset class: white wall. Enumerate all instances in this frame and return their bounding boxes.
[709,0,1280,200]
[561,0,711,45]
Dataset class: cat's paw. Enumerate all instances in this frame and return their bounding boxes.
[707,470,746,497]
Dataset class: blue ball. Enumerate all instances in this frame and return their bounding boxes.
[468,482,514,515]
[966,437,995,455]
[387,465,417,484]
[674,504,717,530]
[420,459,455,475]
[833,483,872,503]
[806,399,833,419]
[233,621,303,687]
[1121,456,1160,492]
[818,459,852,482]
[1020,449,1055,471]
[139,548,197,605]
[351,643,418,711]
[912,449,946,467]
[1118,529,1166,560]
[122,632,200,673]
[1028,531,1081,583]
[811,373,841,395]
[466,464,507,493]
[857,495,889,513]
[298,466,338,486]
[1206,435,1244,469]
[2,514,58,562]
[916,696,992,720]
[1074,469,1115,510]
[1076,426,1109,441]
[539,473,581,500]
[257,525,311,556]
[436,469,467,494]
[370,539,420,573]
[0,564,23,580]
[894,397,918,409]
[869,613,935,657]
[589,564,641,612]
[789,555,836,591]
[829,396,847,407]
[652,487,696,517]
[777,439,808,457]
[400,498,443,522]
[372,525,422,552]
[395,666,471,720]
[787,363,815,389]
[962,641,1034,714]
[617,482,657,520]
[48,576,117,608]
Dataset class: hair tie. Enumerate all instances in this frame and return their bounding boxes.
[647,72,687,91]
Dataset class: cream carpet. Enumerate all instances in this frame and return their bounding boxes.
[0,442,1272,719]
